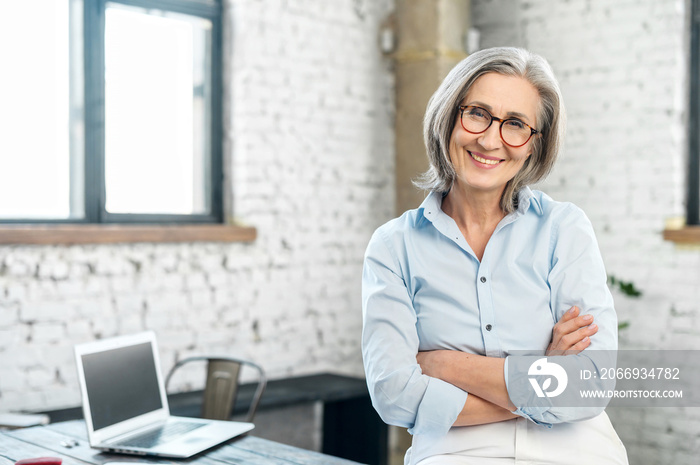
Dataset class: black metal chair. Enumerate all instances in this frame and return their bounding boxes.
[165,356,266,423]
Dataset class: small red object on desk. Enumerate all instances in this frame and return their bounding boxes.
[14,458,62,465]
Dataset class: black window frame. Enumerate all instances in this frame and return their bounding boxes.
[3,0,223,225]
[688,0,700,225]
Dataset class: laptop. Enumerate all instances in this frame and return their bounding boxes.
[74,331,254,458]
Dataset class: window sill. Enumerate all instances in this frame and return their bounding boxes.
[0,224,257,245]
[663,226,700,245]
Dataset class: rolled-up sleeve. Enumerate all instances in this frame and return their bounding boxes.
[362,229,468,436]
[505,204,618,425]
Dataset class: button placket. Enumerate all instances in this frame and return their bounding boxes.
[476,261,500,356]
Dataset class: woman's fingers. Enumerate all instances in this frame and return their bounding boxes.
[553,311,594,342]
[550,307,577,346]
[547,307,597,355]
[552,307,581,338]
[569,335,592,353]
[561,305,580,321]
[559,323,598,348]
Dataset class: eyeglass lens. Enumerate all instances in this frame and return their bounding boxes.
[461,106,533,147]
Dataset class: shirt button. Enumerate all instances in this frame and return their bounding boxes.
[480,277,487,283]
[486,324,492,331]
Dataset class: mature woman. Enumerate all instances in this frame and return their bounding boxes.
[362,47,628,464]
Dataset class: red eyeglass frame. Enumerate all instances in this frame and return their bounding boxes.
[458,105,539,148]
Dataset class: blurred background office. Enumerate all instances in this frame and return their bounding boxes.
[0,1,698,464]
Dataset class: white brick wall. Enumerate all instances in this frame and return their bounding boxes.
[473,0,699,463]
[0,0,395,412]
[7,1,695,461]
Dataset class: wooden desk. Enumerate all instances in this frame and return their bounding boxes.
[0,420,363,465]
[41,374,388,465]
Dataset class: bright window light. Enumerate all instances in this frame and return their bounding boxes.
[0,0,77,219]
[104,4,211,215]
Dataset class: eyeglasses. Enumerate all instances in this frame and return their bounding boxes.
[458,105,539,148]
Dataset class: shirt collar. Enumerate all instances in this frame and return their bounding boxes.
[417,186,544,226]
[416,191,445,226]
[515,186,544,216]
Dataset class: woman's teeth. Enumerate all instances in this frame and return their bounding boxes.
[470,152,501,165]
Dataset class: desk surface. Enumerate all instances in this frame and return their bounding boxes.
[42,374,371,423]
[0,420,363,465]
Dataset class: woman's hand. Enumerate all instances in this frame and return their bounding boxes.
[546,306,598,356]
[416,349,462,380]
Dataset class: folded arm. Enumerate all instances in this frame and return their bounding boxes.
[418,306,597,423]
[454,394,518,426]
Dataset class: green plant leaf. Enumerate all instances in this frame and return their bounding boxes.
[608,275,642,297]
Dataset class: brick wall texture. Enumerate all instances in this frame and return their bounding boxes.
[0,0,395,411]
[473,0,700,463]
[3,0,700,463]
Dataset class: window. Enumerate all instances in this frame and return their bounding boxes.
[0,0,223,224]
[689,0,700,226]
[664,0,700,243]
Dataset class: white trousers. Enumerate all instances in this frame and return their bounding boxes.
[410,412,628,465]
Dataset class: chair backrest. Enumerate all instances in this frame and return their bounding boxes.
[165,356,266,423]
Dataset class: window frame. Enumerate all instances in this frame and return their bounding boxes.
[663,0,700,243]
[1,0,224,225]
[688,0,700,226]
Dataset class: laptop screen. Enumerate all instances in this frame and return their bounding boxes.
[81,341,163,431]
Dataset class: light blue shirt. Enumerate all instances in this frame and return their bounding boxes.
[361,187,618,437]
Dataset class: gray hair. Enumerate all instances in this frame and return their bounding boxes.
[415,47,566,213]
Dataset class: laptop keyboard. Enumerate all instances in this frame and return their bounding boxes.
[114,421,205,449]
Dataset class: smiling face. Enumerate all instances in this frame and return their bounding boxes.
[448,72,541,198]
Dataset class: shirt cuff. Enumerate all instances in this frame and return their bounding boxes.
[409,377,468,436]
[504,356,553,428]
[510,407,553,428]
